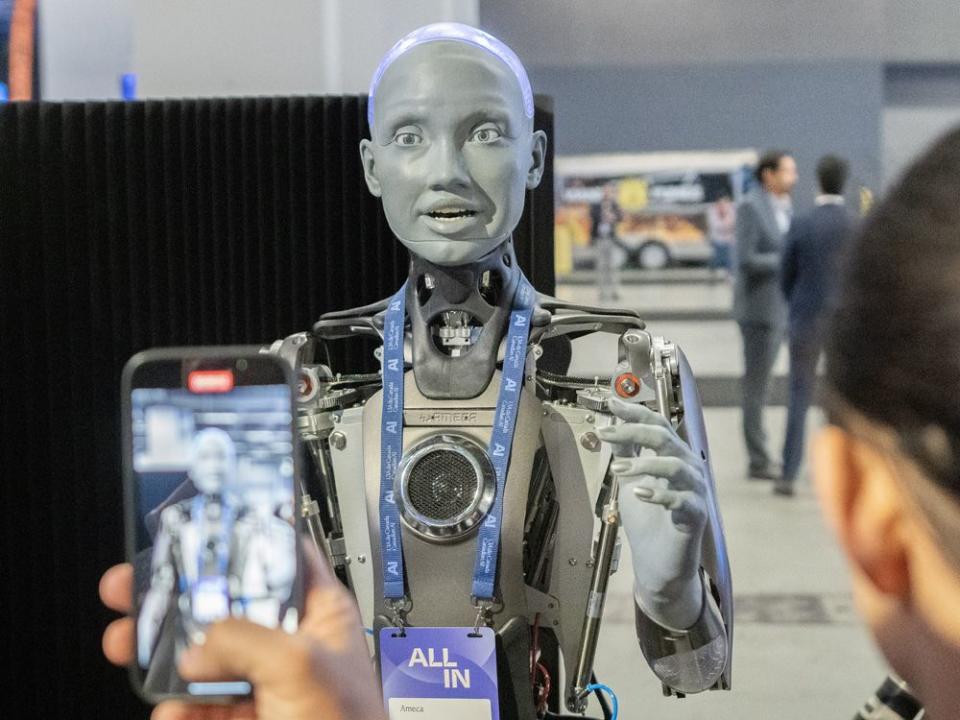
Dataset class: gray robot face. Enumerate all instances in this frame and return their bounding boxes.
[360,41,546,267]
[190,428,237,495]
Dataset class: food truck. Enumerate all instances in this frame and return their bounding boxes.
[554,149,758,275]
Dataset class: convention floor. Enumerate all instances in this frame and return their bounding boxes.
[555,277,889,719]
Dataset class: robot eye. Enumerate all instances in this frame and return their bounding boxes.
[468,125,502,144]
[393,130,423,147]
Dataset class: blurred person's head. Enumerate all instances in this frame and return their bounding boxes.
[755,150,797,196]
[814,127,960,717]
[816,154,849,196]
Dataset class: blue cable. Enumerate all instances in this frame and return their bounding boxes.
[585,682,619,720]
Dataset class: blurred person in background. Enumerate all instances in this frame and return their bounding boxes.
[733,150,798,480]
[815,127,960,719]
[593,181,623,303]
[707,191,736,281]
[777,155,855,497]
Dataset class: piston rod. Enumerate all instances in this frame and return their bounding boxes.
[568,475,620,713]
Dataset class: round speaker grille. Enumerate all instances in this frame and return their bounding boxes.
[396,433,496,542]
[406,450,478,521]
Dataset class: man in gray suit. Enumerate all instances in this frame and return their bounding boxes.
[733,150,797,479]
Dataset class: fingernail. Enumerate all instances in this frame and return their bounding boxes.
[596,426,614,437]
[634,487,655,499]
[610,460,629,473]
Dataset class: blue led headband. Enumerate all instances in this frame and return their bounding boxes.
[367,22,535,130]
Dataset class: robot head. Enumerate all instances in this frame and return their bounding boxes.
[360,23,547,267]
[189,427,237,495]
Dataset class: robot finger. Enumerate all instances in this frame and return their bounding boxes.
[621,476,684,511]
[624,479,706,531]
[597,423,698,465]
[610,456,703,493]
[607,396,673,429]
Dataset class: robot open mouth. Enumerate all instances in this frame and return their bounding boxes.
[395,433,496,543]
[427,209,477,219]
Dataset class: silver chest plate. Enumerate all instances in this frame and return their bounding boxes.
[325,370,613,689]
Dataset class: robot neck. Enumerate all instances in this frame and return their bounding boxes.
[406,239,523,400]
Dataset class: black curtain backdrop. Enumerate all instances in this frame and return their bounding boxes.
[0,95,554,719]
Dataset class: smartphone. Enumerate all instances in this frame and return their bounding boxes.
[122,347,304,703]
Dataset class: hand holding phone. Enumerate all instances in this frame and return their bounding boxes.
[100,547,386,720]
[122,348,305,702]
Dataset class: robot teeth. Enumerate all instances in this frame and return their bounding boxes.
[429,209,476,219]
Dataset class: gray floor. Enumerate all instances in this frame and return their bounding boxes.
[556,278,889,719]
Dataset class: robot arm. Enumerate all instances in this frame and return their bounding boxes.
[137,506,179,668]
[265,326,385,585]
[533,304,733,700]
[602,333,733,694]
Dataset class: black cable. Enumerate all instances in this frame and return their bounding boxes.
[592,672,613,720]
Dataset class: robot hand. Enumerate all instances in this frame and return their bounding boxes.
[597,397,707,631]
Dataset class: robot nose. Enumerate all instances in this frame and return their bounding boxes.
[426,137,470,190]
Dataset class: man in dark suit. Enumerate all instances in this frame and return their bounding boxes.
[776,155,855,496]
[733,150,797,480]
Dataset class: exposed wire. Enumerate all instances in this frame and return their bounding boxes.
[536,662,552,712]
[585,683,619,720]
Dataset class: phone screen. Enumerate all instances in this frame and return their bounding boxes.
[126,355,299,699]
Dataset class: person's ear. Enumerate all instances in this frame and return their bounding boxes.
[813,427,911,600]
[359,139,382,197]
[525,130,547,190]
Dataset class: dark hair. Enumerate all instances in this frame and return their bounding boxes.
[816,155,849,195]
[754,150,790,184]
[825,127,960,499]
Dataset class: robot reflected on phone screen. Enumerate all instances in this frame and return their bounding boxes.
[136,424,296,692]
[270,23,733,719]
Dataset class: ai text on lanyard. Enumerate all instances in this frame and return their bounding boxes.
[379,277,535,611]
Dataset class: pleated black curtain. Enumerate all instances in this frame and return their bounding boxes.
[0,94,553,719]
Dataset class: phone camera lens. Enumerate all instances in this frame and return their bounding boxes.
[236,358,248,371]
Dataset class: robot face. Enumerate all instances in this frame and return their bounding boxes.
[190,428,237,495]
[360,41,546,267]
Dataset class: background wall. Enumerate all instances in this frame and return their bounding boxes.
[480,0,960,203]
[527,61,883,209]
[882,64,960,187]
[131,0,477,98]
[38,0,960,194]
[39,0,133,100]
[39,0,477,101]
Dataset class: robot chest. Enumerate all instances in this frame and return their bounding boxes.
[325,374,610,638]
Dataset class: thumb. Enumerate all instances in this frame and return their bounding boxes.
[178,617,295,684]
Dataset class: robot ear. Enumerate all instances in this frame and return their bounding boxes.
[525,130,547,190]
[359,139,383,197]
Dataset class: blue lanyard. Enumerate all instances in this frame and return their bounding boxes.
[380,288,408,600]
[379,276,535,605]
[184,494,233,592]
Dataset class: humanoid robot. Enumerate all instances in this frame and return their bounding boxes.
[138,428,241,672]
[138,428,298,691]
[270,23,733,719]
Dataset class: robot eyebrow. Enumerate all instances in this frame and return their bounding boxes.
[462,110,515,136]
[377,113,426,144]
